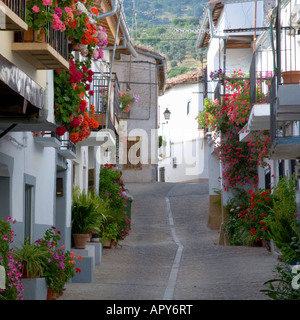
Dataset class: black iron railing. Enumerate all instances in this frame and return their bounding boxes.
[270,74,300,146]
[274,1,300,84]
[42,131,61,140]
[1,0,26,21]
[89,72,120,130]
[14,24,69,62]
[59,139,76,154]
[270,76,277,147]
[45,22,69,61]
[249,50,273,106]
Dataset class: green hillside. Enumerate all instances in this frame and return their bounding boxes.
[123,0,207,78]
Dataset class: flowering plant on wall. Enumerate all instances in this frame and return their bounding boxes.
[224,185,274,246]
[197,69,271,190]
[54,58,99,143]
[26,0,107,59]
[0,216,23,300]
[26,0,108,143]
[119,91,141,113]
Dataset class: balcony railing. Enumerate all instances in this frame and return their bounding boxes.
[59,139,76,154]
[13,22,69,69]
[270,74,300,159]
[275,1,300,84]
[249,50,273,106]
[1,0,26,21]
[89,72,120,131]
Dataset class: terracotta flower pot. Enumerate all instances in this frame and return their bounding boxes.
[73,233,90,249]
[24,28,46,43]
[47,289,56,300]
[281,71,300,84]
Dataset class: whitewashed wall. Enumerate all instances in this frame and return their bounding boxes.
[158,82,208,182]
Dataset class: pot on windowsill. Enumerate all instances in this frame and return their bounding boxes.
[281,71,300,84]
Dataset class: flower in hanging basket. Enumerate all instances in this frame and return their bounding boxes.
[119,91,141,112]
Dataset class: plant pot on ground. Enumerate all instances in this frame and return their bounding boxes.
[100,222,119,249]
[71,187,106,249]
[13,240,48,278]
[91,233,100,242]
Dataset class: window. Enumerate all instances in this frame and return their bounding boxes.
[24,184,34,242]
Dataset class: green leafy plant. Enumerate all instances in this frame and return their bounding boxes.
[72,187,106,234]
[99,166,131,242]
[13,240,48,278]
[100,222,119,243]
[261,264,300,300]
[266,176,299,258]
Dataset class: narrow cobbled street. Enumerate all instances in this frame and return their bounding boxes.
[60,181,276,300]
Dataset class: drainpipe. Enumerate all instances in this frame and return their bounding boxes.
[97,0,118,19]
[98,0,138,57]
[106,7,122,128]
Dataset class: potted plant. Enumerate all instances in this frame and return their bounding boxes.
[119,91,141,116]
[91,232,100,242]
[35,226,82,299]
[100,222,119,248]
[13,240,48,278]
[281,70,300,84]
[72,187,106,249]
[13,240,49,300]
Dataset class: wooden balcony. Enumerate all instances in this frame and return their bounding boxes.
[0,0,27,31]
[12,27,69,70]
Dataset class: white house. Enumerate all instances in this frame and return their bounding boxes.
[158,71,209,183]
[196,0,276,234]
[0,0,138,250]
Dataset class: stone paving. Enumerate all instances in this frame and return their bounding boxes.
[60,181,277,300]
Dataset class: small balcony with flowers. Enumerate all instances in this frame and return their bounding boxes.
[0,0,27,31]
[268,0,300,160]
[43,1,116,149]
[75,71,120,147]
[11,0,71,70]
[238,48,273,144]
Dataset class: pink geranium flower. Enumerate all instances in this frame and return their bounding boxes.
[32,5,40,13]
[42,0,53,5]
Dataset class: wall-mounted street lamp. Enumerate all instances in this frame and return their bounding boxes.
[163,108,171,121]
